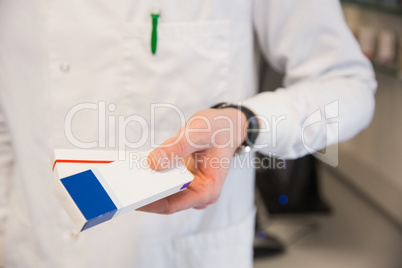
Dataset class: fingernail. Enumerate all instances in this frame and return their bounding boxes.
[150,149,169,169]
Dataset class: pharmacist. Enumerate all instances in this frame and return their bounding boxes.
[0,0,376,267]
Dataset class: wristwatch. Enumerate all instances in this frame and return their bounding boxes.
[211,102,260,153]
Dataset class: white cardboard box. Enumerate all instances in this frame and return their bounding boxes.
[53,149,194,232]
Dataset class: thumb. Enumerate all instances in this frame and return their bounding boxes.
[147,132,198,171]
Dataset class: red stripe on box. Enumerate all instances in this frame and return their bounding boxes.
[52,160,114,171]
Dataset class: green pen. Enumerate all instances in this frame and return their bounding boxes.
[151,8,160,55]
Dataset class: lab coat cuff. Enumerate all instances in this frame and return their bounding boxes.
[241,91,302,159]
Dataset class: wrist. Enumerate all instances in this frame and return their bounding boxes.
[211,102,260,153]
[222,107,248,146]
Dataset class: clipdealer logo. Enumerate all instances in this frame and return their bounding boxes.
[63,101,286,158]
[64,100,339,166]
[301,100,339,167]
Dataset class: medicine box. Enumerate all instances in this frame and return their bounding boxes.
[52,149,194,232]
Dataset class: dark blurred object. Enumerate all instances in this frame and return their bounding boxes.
[253,230,285,258]
[253,57,330,259]
[253,210,285,259]
[255,153,331,214]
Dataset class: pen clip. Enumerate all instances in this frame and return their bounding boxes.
[151,8,160,55]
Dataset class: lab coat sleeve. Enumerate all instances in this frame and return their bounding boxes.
[243,0,377,159]
[0,106,12,266]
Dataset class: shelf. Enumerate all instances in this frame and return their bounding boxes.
[341,0,402,16]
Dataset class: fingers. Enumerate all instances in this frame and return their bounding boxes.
[143,108,244,214]
[137,190,203,214]
[147,108,245,171]
[137,175,221,214]
[147,136,194,171]
[148,124,209,171]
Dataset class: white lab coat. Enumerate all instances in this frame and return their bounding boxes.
[0,0,376,267]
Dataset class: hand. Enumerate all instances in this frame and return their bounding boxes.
[138,108,248,214]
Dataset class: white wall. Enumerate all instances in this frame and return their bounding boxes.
[339,4,402,227]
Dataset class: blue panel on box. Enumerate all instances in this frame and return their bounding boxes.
[61,170,117,229]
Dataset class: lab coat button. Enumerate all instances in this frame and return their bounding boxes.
[60,63,71,73]
[70,232,79,240]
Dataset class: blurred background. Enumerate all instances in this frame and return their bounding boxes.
[253,1,402,267]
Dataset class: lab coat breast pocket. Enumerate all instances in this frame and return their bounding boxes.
[121,20,230,123]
